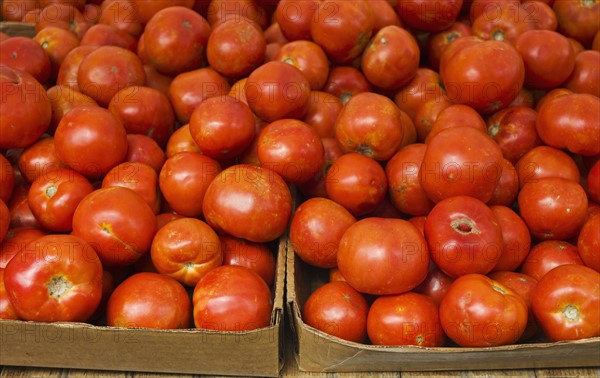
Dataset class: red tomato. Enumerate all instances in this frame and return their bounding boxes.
[1,0,39,21]
[220,235,276,286]
[427,22,473,71]
[587,160,600,204]
[203,164,292,243]
[564,50,600,98]
[386,143,435,216]
[142,64,172,96]
[33,26,80,79]
[102,162,161,214]
[0,36,51,85]
[325,153,388,217]
[46,85,98,134]
[206,0,268,30]
[124,134,166,175]
[521,1,557,31]
[274,40,329,91]
[471,2,534,44]
[0,268,19,319]
[424,104,487,144]
[421,126,504,204]
[425,195,503,278]
[80,24,138,52]
[297,137,345,199]
[578,214,600,272]
[151,218,222,287]
[165,125,201,158]
[393,68,446,122]
[264,21,288,44]
[367,292,444,347]
[0,65,51,149]
[98,0,143,38]
[337,217,429,295]
[487,106,541,165]
[245,61,311,122]
[275,0,318,41]
[3,234,103,322]
[414,264,454,306]
[532,264,600,341]
[0,227,47,269]
[361,25,420,90]
[439,273,528,347]
[28,167,94,232]
[301,91,343,138]
[107,272,191,329]
[488,158,519,207]
[310,0,374,64]
[35,3,89,39]
[7,184,42,229]
[302,281,369,343]
[553,0,600,47]
[323,66,373,105]
[72,187,158,267]
[520,240,584,281]
[0,200,8,243]
[189,96,256,161]
[54,106,128,180]
[518,177,588,241]
[515,145,580,189]
[413,97,453,143]
[489,205,531,273]
[108,85,175,148]
[0,154,16,202]
[56,45,95,92]
[131,0,195,24]
[398,0,463,32]
[290,197,357,269]
[440,37,524,114]
[193,265,273,331]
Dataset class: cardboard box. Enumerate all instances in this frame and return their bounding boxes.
[287,248,600,373]
[0,21,36,37]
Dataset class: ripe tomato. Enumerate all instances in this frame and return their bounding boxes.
[0,268,19,319]
[3,234,103,322]
[124,134,166,175]
[421,126,504,204]
[203,164,292,243]
[587,160,600,204]
[0,36,51,85]
[275,0,318,41]
[46,84,98,134]
[102,162,161,214]
[393,68,446,122]
[325,153,388,217]
[489,205,531,273]
[80,24,138,52]
[488,158,519,207]
[398,0,462,32]
[274,40,329,91]
[297,137,345,199]
[471,2,534,44]
[165,125,201,158]
[290,197,357,269]
[107,272,191,329]
[35,3,89,39]
[0,154,15,203]
[54,106,128,180]
[424,104,487,144]
[0,200,8,243]
[515,146,580,189]
[28,167,94,232]
[427,22,473,71]
[578,214,600,272]
[439,273,528,347]
[425,195,503,278]
[72,187,157,267]
[367,292,444,347]
[361,25,420,90]
[206,0,268,29]
[414,264,454,306]
[33,26,79,80]
[487,106,541,165]
[98,0,143,38]
[0,65,51,149]
[553,0,600,46]
[337,217,429,295]
[520,240,584,281]
[151,218,222,287]
[564,50,600,98]
[301,91,343,138]
[301,281,369,343]
[131,0,195,24]
[193,265,272,331]
[323,66,373,105]
[532,264,600,341]
[521,1,557,31]
[220,235,276,286]
[0,227,47,269]
[56,45,95,92]
[518,177,588,241]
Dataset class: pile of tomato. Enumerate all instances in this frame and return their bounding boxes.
[0,0,598,348]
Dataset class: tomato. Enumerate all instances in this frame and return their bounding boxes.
[424,104,487,144]
[471,2,534,44]
[325,153,388,217]
[203,164,292,243]
[77,45,146,107]
[189,95,256,161]
[3,234,103,322]
[520,240,584,281]
[393,68,446,122]
[578,214,600,272]
[421,127,504,204]
[274,40,329,91]
[1,0,39,21]
[413,97,452,143]
[0,154,16,202]
[35,3,89,40]
[290,197,356,269]
[165,125,201,158]
[275,0,318,41]
[521,1,557,31]
[54,106,128,181]
[414,264,454,306]
[150,218,222,287]
[0,65,51,149]
[193,265,273,331]
[0,36,51,85]
[515,30,576,90]
[56,45,95,92]
[469,0,521,23]
[102,162,161,214]
[323,66,373,105]
[489,205,531,272]
[368,292,444,347]
[220,235,275,286]
[337,217,429,295]
[98,0,143,38]
[515,146,580,189]
[107,272,191,329]
[427,22,473,71]
[488,271,540,341]
[7,184,41,230]
[425,195,503,278]
[488,158,519,207]
[439,273,528,347]
[302,281,369,343]
[0,200,9,243]
[297,137,345,199]
[142,64,172,96]
[264,21,288,44]
[310,0,374,64]
[47,85,98,134]
[124,134,166,175]
[159,152,221,218]
[385,143,435,216]
[553,0,600,47]
[301,91,343,138]
[257,119,324,184]
[398,0,463,32]
[440,37,524,114]
[487,106,541,165]
[518,177,588,241]
[532,264,600,341]
[72,187,158,267]
[245,61,311,122]
[27,167,93,233]
[33,26,80,80]
[0,268,19,319]
[131,0,195,24]
[169,67,231,125]
[206,0,268,30]
[80,24,138,52]
[361,25,419,91]
[108,86,175,149]
[367,0,401,33]
[564,50,600,98]
[0,227,47,269]
[207,19,266,79]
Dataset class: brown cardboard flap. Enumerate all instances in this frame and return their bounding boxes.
[287,246,600,373]
[0,22,35,38]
